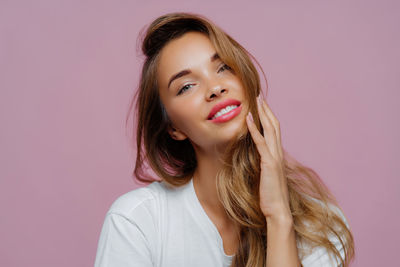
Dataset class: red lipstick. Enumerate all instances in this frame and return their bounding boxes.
[207,99,242,123]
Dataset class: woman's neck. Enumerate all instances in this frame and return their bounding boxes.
[192,147,228,219]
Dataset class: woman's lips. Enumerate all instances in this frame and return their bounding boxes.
[208,104,242,123]
[207,99,242,120]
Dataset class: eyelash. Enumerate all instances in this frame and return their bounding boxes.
[177,63,232,95]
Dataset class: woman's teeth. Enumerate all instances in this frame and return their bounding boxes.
[211,105,238,120]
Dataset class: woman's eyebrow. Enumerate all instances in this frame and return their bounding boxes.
[167,52,220,89]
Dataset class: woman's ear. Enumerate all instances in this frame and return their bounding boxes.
[167,125,187,141]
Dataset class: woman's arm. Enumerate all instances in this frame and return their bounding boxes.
[246,96,301,267]
[265,213,301,267]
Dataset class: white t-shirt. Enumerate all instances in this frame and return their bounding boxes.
[94,178,347,267]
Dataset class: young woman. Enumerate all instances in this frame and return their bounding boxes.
[95,12,355,267]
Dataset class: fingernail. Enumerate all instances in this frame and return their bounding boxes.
[247,112,254,122]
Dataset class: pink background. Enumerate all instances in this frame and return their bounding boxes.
[0,0,398,266]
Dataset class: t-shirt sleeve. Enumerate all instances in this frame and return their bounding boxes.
[94,187,158,267]
[300,204,350,267]
[94,212,154,267]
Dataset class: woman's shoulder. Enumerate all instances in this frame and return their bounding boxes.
[298,196,351,266]
[106,180,168,219]
[95,181,171,266]
[306,196,350,228]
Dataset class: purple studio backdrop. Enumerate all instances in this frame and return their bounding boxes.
[0,0,398,266]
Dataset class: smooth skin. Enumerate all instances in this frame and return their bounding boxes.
[157,31,301,266]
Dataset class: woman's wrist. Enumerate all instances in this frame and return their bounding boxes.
[266,213,293,229]
[264,204,294,229]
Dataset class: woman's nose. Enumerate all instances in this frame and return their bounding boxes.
[206,85,228,101]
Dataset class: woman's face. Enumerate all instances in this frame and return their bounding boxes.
[157,31,249,152]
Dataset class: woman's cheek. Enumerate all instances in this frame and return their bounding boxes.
[168,107,193,131]
[180,111,198,130]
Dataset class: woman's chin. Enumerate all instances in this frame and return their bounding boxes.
[190,118,248,153]
[216,121,247,146]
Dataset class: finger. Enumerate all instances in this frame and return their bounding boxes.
[257,96,278,158]
[246,112,272,162]
[260,99,283,160]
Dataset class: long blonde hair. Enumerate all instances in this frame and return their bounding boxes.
[126,12,354,267]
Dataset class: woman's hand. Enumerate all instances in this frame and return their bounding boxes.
[247,96,301,266]
[246,96,292,222]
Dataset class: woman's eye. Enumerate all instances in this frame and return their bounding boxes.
[177,84,194,95]
[218,63,232,73]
